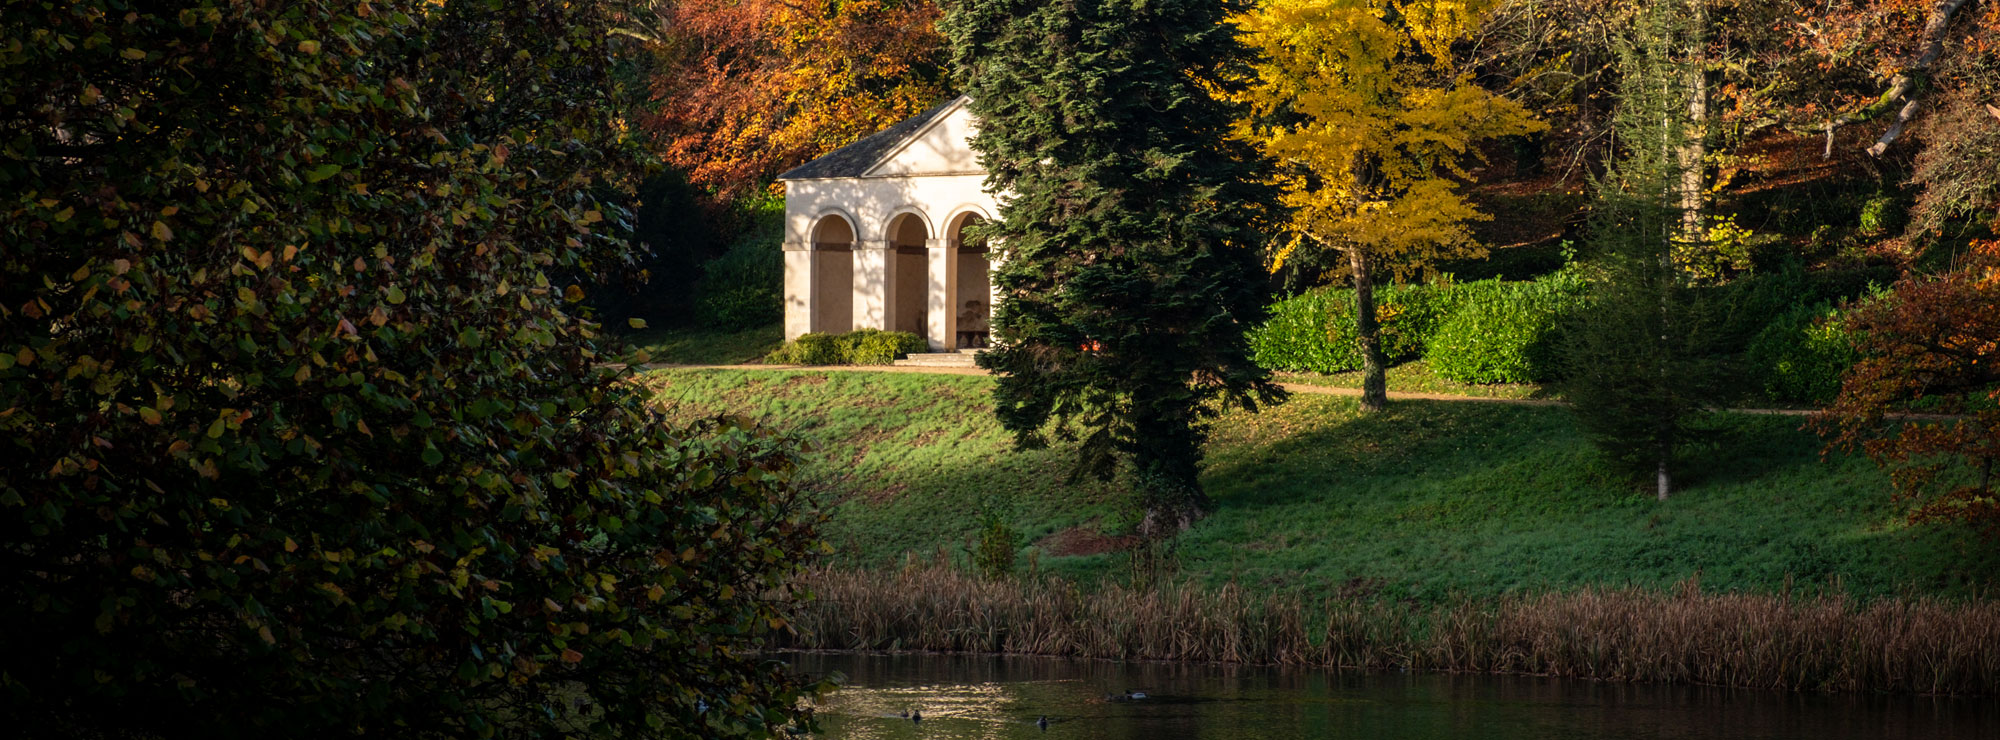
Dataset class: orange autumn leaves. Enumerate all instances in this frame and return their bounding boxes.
[1817,240,2000,537]
[643,0,948,198]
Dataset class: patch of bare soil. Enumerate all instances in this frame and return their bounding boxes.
[1034,525,1141,557]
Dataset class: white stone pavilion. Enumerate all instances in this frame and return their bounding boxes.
[777,96,999,352]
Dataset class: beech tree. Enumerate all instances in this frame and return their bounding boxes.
[0,2,822,737]
[941,0,1283,533]
[639,0,949,199]
[1815,240,2000,540]
[1234,0,1545,411]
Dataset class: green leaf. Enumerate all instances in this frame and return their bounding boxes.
[420,442,443,466]
[385,285,406,304]
[304,164,342,183]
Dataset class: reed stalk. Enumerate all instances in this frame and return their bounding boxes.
[784,564,2000,695]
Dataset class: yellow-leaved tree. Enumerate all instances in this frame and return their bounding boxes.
[1235,0,1545,410]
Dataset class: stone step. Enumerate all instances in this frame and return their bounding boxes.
[893,350,984,368]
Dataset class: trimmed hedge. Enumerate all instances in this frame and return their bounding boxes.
[1250,282,1460,374]
[1424,271,1588,384]
[1248,263,1870,393]
[770,329,928,366]
[1745,301,1859,406]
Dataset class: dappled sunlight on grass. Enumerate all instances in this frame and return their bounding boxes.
[1274,360,1551,400]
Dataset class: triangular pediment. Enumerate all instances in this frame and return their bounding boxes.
[862,99,982,178]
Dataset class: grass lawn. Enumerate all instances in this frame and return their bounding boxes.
[646,368,1998,602]
[619,323,782,365]
[1274,359,1550,400]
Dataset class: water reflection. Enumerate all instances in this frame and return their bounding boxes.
[788,652,1997,740]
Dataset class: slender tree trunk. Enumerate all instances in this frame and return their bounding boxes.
[1572,48,1594,131]
[1350,249,1387,412]
[1657,456,1672,500]
[1676,0,1709,247]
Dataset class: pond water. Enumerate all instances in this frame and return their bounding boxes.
[786,652,1997,740]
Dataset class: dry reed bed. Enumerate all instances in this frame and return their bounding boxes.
[787,565,2000,695]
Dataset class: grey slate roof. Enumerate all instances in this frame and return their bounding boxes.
[776,97,964,181]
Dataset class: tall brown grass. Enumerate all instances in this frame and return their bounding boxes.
[786,564,2000,695]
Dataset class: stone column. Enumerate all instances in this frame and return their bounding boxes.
[782,240,813,340]
[852,239,894,331]
[987,243,1005,340]
[925,237,957,351]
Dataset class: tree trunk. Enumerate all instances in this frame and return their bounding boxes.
[1136,461,1208,537]
[1131,393,1210,537]
[1350,249,1387,413]
[1676,0,1709,248]
[1657,457,1672,501]
[1572,48,1595,131]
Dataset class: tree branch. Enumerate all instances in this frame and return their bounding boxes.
[1820,0,1972,158]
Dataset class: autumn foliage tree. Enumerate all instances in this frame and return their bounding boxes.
[1,2,822,737]
[641,0,950,200]
[1233,0,1545,410]
[1816,240,2000,540]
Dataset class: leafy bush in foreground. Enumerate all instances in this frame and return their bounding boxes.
[0,3,822,737]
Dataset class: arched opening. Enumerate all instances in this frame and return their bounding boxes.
[810,214,855,334]
[885,212,930,335]
[950,213,990,348]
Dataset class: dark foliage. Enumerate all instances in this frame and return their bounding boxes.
[1563,1,1737,497]
[0,3,824,737]
[941,0,1283,532]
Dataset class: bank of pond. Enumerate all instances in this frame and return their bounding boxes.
[786,651,1999,739]
[784,565,1999,697]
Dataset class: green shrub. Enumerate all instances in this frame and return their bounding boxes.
[1858,192,1903,236]
[843,329,930,365]
[1250,282,1460,373]
[778,333,844,365]
[1426,271,1588,384]
[1746,302,1860,405]
[972,515,1019,581]
[694,235,783,331]
[772,329,926,365]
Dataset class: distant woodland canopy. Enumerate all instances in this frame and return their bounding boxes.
[635,0,2000,243]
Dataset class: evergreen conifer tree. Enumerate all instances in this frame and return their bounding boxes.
[940,0,1282,533]
[1565,0,1735,499]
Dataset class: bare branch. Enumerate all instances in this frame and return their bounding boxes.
[1820,0,1973,158]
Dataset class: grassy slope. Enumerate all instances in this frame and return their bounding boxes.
[621,323,782,365]
[648,368,1998,602]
